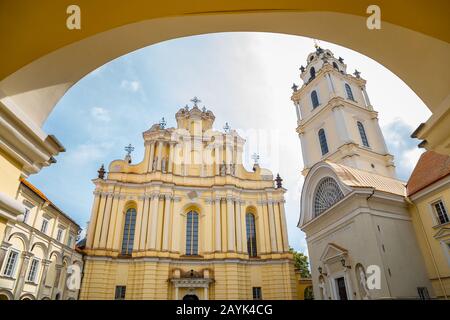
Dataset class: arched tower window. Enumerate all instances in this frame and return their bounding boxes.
[246,213,257,257]
[311,90,319,108]
[333,62,339,70]
[121,208,137,255]
[357,121,370,147]
[345,83,355,101]
[313,177,344,217]
[185,211,199,256]
[318,129,329,155]
[309,67,316,80]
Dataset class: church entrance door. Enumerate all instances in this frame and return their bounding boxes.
[183,294,199,301]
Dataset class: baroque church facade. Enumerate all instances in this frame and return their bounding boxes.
[294,47,433,299]
[79,100,297,300]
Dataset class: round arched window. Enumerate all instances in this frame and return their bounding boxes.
[313,177,344,217]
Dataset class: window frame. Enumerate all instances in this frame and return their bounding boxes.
[115,285,126,300]
[185,210,199,256]
[26,258,40,283]
[40,218,49,234]
[344,83,355,101]
[2,249,20,278]
[246,213,258,257]
[431,200,450,226]
[56,228,64,242]
[357,121,370,148]
[311,90,320,109]
[252,287,262,300]
[121,208,137,256]
[318,128,329,156]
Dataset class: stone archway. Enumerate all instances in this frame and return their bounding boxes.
[0,3,448,182]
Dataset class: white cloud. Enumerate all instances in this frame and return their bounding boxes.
[120,80,141,92]
[90,107,110,122]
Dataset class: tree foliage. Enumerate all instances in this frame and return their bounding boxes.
[289,247,311,278]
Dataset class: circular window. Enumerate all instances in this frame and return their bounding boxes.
[313,177,344,217]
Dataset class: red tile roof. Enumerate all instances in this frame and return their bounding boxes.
[406,151,450,196]
[20,178,80,228]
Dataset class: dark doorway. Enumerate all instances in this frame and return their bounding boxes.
[335,277,348,300]
[183,294,199,301]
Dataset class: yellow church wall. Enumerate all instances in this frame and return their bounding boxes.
[409,177,450,299]
[80,258,297,300]
[0,148,22,199]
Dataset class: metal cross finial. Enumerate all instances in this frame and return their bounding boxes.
[124,143,134,156]
[251,153,260,164]
[190,96,201,107]
[313,39,319,49]
[291,83,298,92]
[202,106,207,113]
[353,69,361,78]
[159,117,167,129]
[223,122,231,133]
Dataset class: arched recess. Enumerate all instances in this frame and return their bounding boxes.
[30,241,49,260]
[0,290,14,300]
[244,205,260,256]
[20,293,36,300]
[298,162,352,227]
[0,4,448,174]
[181,203,203,256]
[8,232,30,252]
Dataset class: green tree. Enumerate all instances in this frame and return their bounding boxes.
[289,247,311,278]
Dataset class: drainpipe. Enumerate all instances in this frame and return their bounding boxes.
[405,196,448,299]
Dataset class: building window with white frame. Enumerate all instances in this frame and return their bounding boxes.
[23,208,30,224]
[41,218,49,234]
[2,250,19,277]
[345,83,355,101]
[27,258,39,283]
[432,200,449,225]
[115,286,126,300]
[252,287,262,300]
[68,234,74,248]
[56,228,64,242]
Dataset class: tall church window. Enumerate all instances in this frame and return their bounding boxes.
[313,177,345,217]
[246,213,257,257]
[357,121,370,147]
[309,67,316,81]
[345,83,355,101]
[311,90,319,108]
[318,129,329,155]
[333,62,339,70]
[121,208,136,255]
[185,211,199,255]
[432,200,449,225]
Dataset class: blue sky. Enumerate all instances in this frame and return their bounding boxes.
[29,32,431,254]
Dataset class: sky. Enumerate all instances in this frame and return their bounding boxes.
[29,32,431,254]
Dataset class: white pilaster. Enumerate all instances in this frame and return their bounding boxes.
[214,198,221,252]
[227,197,236,251]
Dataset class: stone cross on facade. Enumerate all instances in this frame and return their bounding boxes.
[190,96,201,107]
[223,122,231,133]
[124,144,134,156]
[159,117,167,129]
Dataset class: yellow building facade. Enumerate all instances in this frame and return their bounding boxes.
[79,102,297,300]
[407,151,450,299]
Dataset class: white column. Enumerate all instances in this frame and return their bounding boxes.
[204,287,208,300]
[99,193,113,248]
[298,132,310,169]
[157,141,163,171]
[214,198,221,252]
[294,102,301,121]
[227,197,236,251]
[214,144,220,175]
[279,201,290,252]
[148,194,160,250]
[175,286,179,300]
[326,73,336,96]
[162,195,172,251]
[148,141,155,172]
[235,200,242,253]
[361,85,372,109]
[267,201,277,252]
[332,105,352,144]
[168,143,175,173]
[140,196,150,250]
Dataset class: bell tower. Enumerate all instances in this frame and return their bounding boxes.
[291,46,396,178]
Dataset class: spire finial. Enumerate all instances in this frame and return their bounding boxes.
[291,83,298,92]
[159,117,167,129]
[223,122,231,134]
[275,173,283,188]
[190,96,201,107]
[313,39,319,49]
[97,164,106,179]
[124,143,134,157]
